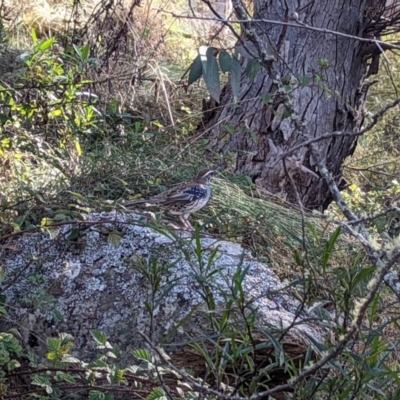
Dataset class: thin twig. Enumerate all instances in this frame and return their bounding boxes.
[156,10,400,51]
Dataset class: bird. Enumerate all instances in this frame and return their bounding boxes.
[126,168,216,230]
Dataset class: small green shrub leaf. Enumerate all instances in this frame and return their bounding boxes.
[146,387,167,400]
[109,230,122,248]
[89,390,108,400]
[38,37,55,52]
[262,93,271,105]
[47,337,61,353]
[322,227,342,270]
[32,374,53,394]
[68,191,87,203]
[31,29,38,45]
[132,349,152,362]
[67,227,80,241]
[55,371,76,383]
[90,330,107,346]
[8,359,21,370]
[81,44,90,61]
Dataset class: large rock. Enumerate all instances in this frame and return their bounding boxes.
[0,211,324,366]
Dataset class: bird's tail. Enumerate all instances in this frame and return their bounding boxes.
[122,200,147,207]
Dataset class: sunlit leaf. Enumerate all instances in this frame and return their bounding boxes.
[38,37,55,52]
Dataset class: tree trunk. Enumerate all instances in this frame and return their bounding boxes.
[203,0,385,210]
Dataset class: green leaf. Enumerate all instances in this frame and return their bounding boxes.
[132,349,152,362]
[188,54,203,85]
[321,227,342,271]
[109,231,122,248]
[88,359,108,369]
[41,217,54,227]
[51,310,63,322]
[55,371,76,383]
[81,44,90,61]
[353,265,376,286]
[262,93,271,104]
[75,140,82,156]
[68,191,87,203]
[73,44,82,59]
[219,50,233,73]
[146,387,167,400]
[231,56,241,102]
[47,337,61,353]
[206,246,219,268]
[67,227,79,241]
[245,59,261,81]
[38,37,55,52]
[47,351,57,361]
[7,359,20,370]
[61,355,81,363]
[204,47,220,103]
[31,29,38,46]
[113,367,126,384]
[48,108,63,118]
[32,374,53,394]
[297,75,310,87]
[90,330,107,347]
[225,124,235,134]
[88,390,108,400]
[236,42,258,59]
[7,328,21,339]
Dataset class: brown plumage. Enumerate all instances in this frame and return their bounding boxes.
[127,168,216,229]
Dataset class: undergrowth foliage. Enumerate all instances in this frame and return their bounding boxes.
[0,225,398,399]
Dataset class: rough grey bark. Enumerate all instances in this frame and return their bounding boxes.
[203,0,387,210]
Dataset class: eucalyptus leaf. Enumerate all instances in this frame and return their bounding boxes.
[219,50,233,73]
[231,56,241,102]
[204,47,220,103]
[188,54,203,85]
[199,45,209,73]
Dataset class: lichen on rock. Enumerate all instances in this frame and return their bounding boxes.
[0,211,323,365]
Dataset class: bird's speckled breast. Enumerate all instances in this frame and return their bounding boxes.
[167,185,211,215]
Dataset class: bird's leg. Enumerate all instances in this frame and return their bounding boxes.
[179,215,193,231]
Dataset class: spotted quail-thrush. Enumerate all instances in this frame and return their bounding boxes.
[127,168,215,230]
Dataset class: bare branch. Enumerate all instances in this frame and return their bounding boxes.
[274,92,400,161]
[359,97,400,134]
[157,10,400,51]
[275,131,360,163]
